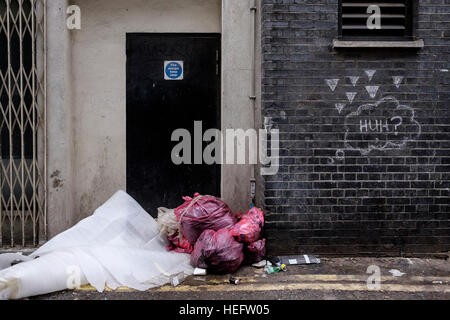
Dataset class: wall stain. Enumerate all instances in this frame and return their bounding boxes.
[51,170,64,189]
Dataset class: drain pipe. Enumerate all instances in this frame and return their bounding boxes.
[250,0,258,206]
[250,1,257,102]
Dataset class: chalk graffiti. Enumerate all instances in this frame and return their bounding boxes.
[344,96,421,155]
[326,79,340,92]
[392,76,404,88]
[346,92,357,104]
[335,103,346,114]
[359,116,403,135]
[365,70,376,81]
[365,86,379,99]
[327,149,346,164]
[324,71,420,157]
[347,76,360,87]
[335,149,345,161]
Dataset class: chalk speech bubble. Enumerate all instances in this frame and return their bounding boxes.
[344,96,421,155]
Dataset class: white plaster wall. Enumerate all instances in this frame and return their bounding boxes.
[47,0,257,233]
[69,0,221,221]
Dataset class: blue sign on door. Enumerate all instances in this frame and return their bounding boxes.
[164,61,184,80]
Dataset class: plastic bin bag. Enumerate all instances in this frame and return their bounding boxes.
[191,229,244,274]
[166,233,194,254]
[174,194,236,245]
[0,191,193,300]
[230,207,264,244]
[157,207,179,238]
[244,239,266,265]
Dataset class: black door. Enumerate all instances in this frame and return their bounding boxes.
[126,33,221,216]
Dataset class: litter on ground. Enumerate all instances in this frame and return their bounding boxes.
[279,255,321,265]
[252,260,267,268]
[389,269,406,277]
[193,268,208,276]
[0,191,272,299]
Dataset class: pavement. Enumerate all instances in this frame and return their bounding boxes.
[30,256,450,300]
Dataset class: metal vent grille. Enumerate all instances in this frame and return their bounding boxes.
[0,0,47,248]
[339,0,413,39]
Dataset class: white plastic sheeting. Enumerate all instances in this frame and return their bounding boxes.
[0,191,194,299]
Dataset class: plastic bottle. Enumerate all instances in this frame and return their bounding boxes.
[264,265,281,274]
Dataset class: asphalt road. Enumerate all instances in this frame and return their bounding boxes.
[31,257,450,300]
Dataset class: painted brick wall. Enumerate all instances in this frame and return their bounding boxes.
[261,0,450,255]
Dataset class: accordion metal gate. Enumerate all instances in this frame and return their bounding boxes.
[0,0,46,248]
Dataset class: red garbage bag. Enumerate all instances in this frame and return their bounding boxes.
[244,239,266,264]
[175,193,236,245]
[230,207,264,244]
[191,229,244,274]
[166,233,194,254]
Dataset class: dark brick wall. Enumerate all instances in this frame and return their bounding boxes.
[261,0,450,255]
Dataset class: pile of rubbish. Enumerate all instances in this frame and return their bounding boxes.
[159,193,266,275]
[252,255,321,274]
[0,191,266,299]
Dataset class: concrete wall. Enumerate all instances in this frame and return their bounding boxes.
[47,0,257,235]
[222,0,259,212]
[47,0,75,237]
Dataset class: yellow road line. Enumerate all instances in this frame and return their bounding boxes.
[79,282,450,294]
[248,274,450,282]
[184,274,450,284]
[155,282,450,294]
[77,274,450,294]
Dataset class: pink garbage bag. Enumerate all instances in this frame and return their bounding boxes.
[175,193,236,245]
[166,233,194,254]
[244,239,266,265]
[190,229,244,274]
[230,207,264,244]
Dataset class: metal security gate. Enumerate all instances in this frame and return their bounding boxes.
[0,0,46,248]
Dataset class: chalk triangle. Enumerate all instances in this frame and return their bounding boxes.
[325,79,340,92]
[347,76,360,87]
[392,76,404,88]
[335,103,346,114]
[346,92,357,104]
[365,70,377,82]
[365,86,379,99]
